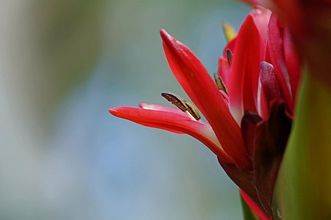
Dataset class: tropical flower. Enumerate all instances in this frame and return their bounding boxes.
[110,6,300,219]
[244,1,331,219]
[245,0,331,87]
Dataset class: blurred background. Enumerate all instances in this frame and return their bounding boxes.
[0,0,249,219]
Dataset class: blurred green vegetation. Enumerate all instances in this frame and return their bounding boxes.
[275,72,331,219]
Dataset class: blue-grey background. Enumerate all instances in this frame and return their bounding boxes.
[0,0,249,219]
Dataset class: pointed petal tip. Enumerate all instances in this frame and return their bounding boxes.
[159,28,166,34]
[109,107,133,118]
[108,107,121,116]
[160,28,175,47]
[160,28,169,40]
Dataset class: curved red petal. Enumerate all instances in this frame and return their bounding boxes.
[267,15,293,112]
[227,8,270,120]
[218,39,237,88]
[218,57,231,87]
[109,106,233,162]
[160,29,249,169]
[223,38,237,55]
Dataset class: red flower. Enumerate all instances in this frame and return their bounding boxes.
[245,0,331,87]
[110,6,300,219]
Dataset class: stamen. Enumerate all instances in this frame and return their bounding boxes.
[161,92,187,111]
[226,48,233,65]
[213,72,228,94]
[161,92,201,120]
[184,101,201,120]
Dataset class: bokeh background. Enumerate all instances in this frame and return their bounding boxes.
[0,0,250,219]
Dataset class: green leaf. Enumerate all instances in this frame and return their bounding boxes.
[274,71,331,219]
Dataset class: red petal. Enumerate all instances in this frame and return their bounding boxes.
[260,61,282,117]
[268,15,293,112]
[240,190,269,220]
[139,103,186,115]
[260,62,281,101]
[218,39,237,88]
[227,8,270,121]
[253,101,292,217]
[218,57,231,87]
[160,29,249,169]
[223,38,237,55]
[242,0,300,24]
[241,112,262,158]
[109,105,233,162]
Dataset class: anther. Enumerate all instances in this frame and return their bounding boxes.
[161,92,187,111]
[226,48,233,65]
[213,73,228,94]
[184,101,201,120]
[161,92,201,120]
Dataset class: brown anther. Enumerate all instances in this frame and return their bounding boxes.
[213,72,228,94]
[161,92,187,111]
[183,101,201,120]
[161,92,201,120]
[226,48,233,65]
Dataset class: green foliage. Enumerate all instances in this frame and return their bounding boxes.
[274,72,331,219]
